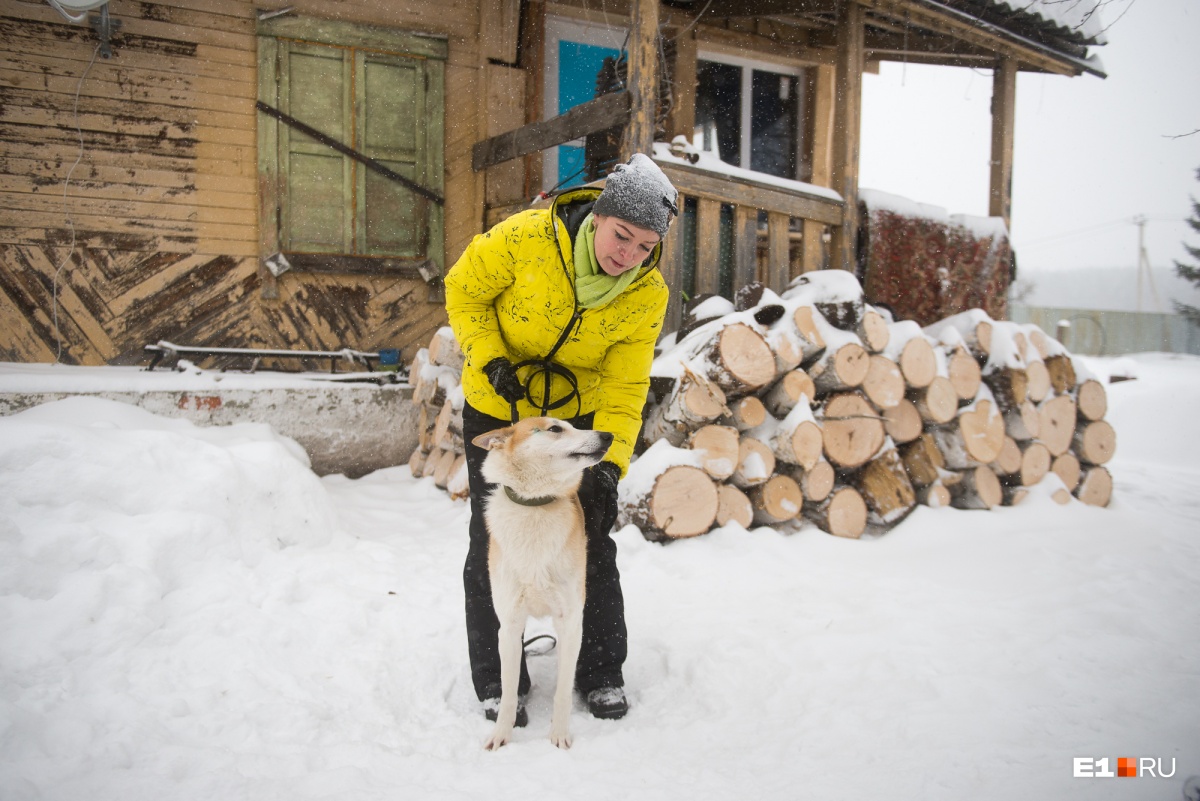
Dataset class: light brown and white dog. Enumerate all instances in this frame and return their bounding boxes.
[471,416,613,750]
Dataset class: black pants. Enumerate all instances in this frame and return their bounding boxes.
[461,402,627,701]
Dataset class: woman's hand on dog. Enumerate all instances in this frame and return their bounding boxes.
[588,460,622,533]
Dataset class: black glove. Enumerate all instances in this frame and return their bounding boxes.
[483,357,525,404]
[587,460,622,534]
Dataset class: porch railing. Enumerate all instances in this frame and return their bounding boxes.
[653,159,844,332]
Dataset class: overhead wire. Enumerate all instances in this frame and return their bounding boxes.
[1015,215,1182,250]
[51,41,102,364]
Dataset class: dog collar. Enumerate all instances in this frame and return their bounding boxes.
[503,485,557,507]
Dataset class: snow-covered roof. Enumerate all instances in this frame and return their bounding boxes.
[988,0,1108,45]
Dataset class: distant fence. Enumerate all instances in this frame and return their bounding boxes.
[1009,304,1200,357]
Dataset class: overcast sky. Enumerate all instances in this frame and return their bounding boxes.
[858,0,1200,281]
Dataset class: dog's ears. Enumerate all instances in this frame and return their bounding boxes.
[472,426,515,451]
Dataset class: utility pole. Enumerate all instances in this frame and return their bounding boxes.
[1133,215,1161,313]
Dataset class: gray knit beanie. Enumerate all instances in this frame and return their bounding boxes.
[592,153,679,238]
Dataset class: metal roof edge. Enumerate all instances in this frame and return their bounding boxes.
[911,0,1107,78]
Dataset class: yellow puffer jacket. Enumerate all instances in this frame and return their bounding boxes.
[444,187,669,474]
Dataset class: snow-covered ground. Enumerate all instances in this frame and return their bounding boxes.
[1,353,1198,800]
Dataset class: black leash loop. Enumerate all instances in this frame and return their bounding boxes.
[508,308,584,424]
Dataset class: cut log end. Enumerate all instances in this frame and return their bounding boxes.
[731,436,776,488]
[857,309,891,353]
[1075,466,1113,507]
[1074,419,1116,466]
[713,323,778,393]
[1018,441,1051,487]
[883,398,922,445]
[918,482,951,508]
[1038,394,1078,457]
[862,354,905,410]
[716,483,754,529]
[1051,452,1081,492]
[820,392,886,470]
[685,424,740,480]
[795,460,835,503]
[806,486,868,538]
[811,342,870,394]
[936,399,1006,468]
[763,369,815,418]
[947,347,982,400]
[644,465,720,540]
[899,336,937,389]
[724,395,768,431]
[945,465,1002,510]
[911,375,957,425]
[991,436,1022,476]
[1025,359,1050,403]
[750,474,804,524]
[1076,379,1108,421]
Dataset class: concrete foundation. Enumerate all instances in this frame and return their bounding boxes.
[0,382,419,478]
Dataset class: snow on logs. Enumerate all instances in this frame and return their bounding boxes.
[637,272,1115,540]
[410,270,1116,542]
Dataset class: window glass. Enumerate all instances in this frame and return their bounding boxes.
[695,58,804,181]
[695,60,742,166]
[750,71,799,179]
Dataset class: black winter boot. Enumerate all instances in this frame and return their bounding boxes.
[482,695,529,728]
[585,687,629,720]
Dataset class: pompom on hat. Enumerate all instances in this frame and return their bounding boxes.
[592,153,679,238]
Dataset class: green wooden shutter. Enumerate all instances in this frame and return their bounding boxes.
[279,41,354,254]
[358,51,423,257]
[259,18,446,270]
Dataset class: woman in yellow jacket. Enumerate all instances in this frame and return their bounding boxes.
[445,154,677,724]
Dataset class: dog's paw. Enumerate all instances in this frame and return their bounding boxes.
[549,729,573,750]
[483,726,512,751]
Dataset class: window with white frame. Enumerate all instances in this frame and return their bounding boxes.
[694,53,809,182]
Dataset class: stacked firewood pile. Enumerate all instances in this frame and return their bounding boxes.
[406,270,1115,542]
[407,326,470,500]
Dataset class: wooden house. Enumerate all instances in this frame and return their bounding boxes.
[0,0,1105,366]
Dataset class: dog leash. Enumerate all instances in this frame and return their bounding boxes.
[508,307,584,424]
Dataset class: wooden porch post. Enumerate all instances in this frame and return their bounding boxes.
[802,63,836,275]
[830,0,864,274]
[621,0,660,159]
[989,56,1017,229]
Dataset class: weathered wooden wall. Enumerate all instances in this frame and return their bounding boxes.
[0,0,514,366]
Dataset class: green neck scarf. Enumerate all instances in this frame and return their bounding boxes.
[573,213,641,309]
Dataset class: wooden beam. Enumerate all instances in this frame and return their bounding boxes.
[733,205,758,289]
[803,63,835,275]
[989,55,1017,228]
[472,91,631,172]
[656,162,843,226]
[484,64,528,207]
[660,194,688,333]
[621,0,660,159]
[667,25,698,141]
[695,198,723,297]
[830,0,864,274]
[767,211,792,291]
[697,0,839,18]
